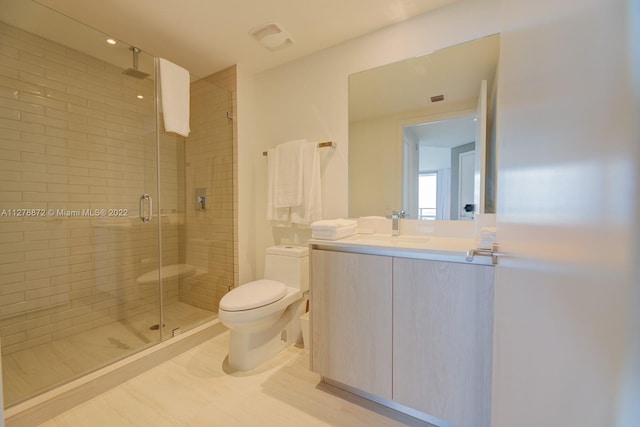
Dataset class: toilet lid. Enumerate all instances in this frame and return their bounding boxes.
[219,280,287,311]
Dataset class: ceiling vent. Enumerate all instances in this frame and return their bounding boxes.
[430,94,445,103]
[250,23,293,51]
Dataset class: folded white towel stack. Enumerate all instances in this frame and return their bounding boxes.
[311,219,357,240]
[477,226,497,249]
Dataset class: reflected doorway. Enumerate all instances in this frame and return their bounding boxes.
[404,115,476,220]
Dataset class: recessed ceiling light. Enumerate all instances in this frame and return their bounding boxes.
[249,23,293,51]
[136,94,144,99]
[106,38,117,45]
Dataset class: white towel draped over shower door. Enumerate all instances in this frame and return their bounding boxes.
[159,58,191,137]
[266,140,322,226]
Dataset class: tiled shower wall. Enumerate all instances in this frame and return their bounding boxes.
[179,70,235,311]
[0,20,236,355]
[157,123,184,307]
[0,21,169,355]
[204,66,238,291]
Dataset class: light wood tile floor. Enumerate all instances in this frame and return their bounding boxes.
[40,330,433,427]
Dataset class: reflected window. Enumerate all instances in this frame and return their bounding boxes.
[419,173,437,220]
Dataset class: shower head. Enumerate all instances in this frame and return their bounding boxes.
[122,47,150,79]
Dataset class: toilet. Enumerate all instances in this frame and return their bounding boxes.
[218,245,309,371]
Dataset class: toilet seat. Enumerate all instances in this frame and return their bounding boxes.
[220,280,286,312]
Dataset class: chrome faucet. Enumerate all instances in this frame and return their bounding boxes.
[390,210,407,236]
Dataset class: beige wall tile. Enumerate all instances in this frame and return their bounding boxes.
[0,23,234,389]
[0,23,159,355]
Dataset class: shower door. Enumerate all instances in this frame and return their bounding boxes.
[0,4,163,406]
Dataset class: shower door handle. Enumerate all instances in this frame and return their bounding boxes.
[139,194,153,223]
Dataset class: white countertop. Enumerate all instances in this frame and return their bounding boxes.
[309,234,494,266]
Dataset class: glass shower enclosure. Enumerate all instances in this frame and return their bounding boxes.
[0,0,232,407]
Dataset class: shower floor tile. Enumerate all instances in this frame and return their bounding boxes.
[2,302,215,407]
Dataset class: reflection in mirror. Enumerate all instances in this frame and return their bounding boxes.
[348,34,499,220]
[403,115,477,220]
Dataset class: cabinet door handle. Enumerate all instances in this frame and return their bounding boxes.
[466,243,499,264]
[139,194,152,223]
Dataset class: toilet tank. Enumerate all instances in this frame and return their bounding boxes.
[264,245,309,292]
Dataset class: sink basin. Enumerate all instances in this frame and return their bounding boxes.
[349,234,432,248]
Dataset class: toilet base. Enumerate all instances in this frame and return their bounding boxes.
[227,297,306,371]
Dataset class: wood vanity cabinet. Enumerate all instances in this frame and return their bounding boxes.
[393,257,494,427]
[310,248,494,427]
[310,249,393,399]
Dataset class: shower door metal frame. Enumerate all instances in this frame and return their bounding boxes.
[153,56,165,341]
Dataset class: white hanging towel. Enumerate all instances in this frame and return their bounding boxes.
[290,141,322,225]
[266,140,323,226]
[274,140,305,207]
[267,147,292,226]
[159,58,190,137]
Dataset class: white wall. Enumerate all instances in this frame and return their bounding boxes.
[421,146,452,171]
[237,0,500,280]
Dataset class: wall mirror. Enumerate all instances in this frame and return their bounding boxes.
[348,34,500,220]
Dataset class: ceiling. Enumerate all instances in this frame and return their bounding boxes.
[25,0,458,77]
[407,115,477,149]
